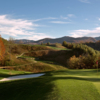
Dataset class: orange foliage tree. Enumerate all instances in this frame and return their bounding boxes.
[0,35,5,61]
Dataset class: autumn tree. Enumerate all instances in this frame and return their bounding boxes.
[0,35,5,61]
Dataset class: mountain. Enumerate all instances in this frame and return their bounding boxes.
[35,36,96,44]
[14,36,97,44]
[15,39,35,44]
[95,37,100,41]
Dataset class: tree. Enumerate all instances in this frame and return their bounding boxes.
[0,35,5,61]
[8,36,15,44]
[47,42,50,46]
[62,41,67,46]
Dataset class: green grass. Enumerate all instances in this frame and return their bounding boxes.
[47,46,69,50]
[0,69,31,79]
[0,69,100,100]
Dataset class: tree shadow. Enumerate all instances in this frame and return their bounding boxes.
[0,73,11,78]
[0,76,58,100]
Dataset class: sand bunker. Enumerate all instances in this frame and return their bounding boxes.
[0,73,45,82]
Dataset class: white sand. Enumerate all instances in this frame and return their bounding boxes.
[0,73,45,82]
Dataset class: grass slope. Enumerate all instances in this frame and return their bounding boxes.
[0,69,100,100]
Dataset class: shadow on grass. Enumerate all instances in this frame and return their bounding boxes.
[35,58,63,66]
[0,76,57,100]
[0,73,11,79]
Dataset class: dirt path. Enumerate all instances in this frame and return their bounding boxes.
[16,52,25,58]
[0,73,45,82]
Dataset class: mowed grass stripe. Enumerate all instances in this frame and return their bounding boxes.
[54,78,100,100]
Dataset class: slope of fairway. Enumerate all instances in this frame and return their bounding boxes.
[0,69,100,100]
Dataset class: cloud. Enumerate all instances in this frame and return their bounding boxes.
[33,17,57,22]
[67,14,75,17]
[60,16,68,19]
[60,14,75,20]
[0,15,51,40]
[85,18,88,20]
[79,0,90,3]
[70,27,100,37]
[17,33,52,40]
[50,21,70,24]
[98,18,100,21]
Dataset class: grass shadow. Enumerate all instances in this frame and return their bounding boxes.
[0,76,57,100]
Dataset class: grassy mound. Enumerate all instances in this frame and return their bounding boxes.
[11,59,66,73]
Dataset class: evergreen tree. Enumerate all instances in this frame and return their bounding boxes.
[62,41,67,46]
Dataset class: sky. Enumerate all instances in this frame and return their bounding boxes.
[0,0,100,40]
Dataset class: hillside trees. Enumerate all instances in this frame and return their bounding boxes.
[62,41,100,69]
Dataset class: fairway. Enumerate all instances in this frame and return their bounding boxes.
[0,69,100,100]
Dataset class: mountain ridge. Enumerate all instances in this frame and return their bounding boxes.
[15,36,99,44]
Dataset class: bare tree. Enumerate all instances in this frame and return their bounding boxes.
[8,36,15,60]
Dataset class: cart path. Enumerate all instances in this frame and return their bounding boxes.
[0,73,45,82]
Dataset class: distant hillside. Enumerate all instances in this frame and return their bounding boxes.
[36,36,96,44]
[15,36,97,44]
[95,37,100,41]
[15,39,35,44]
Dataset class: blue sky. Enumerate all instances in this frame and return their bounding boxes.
[0,0,100,40]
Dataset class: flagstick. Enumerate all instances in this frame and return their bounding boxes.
[96,61,98,76]
[97,61,98,76]
[97,63,98,76]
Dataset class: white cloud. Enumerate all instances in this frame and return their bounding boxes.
[79,0,90,3]
[70,27,100,37]
[33,17,57,22]
[50,21,70,24]
[67,14,75,17]
[85,18,88,20]
[60,16,68,19]
[19,33,53,40]
[98,18,100,21]
[0,15,51,40]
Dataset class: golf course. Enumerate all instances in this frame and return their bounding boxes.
[0,37,100,100]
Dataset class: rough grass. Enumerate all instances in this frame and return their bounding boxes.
[0,69,100,100]
[12,57,66,73]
